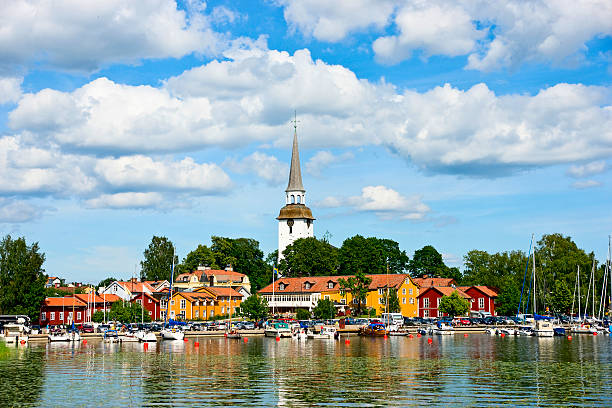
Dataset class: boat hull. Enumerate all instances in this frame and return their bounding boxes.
[161,330,185,341]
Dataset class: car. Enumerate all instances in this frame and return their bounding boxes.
[81,324,95,333]
[458,318,471,326]
[242,321,255,330]
[217,323,227,331]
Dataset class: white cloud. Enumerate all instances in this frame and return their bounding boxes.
[85,193,164,209]
[0,198,44,223]
[571,180,602,189]
[566,161,607,178]
[0,77,22,104]
[224,152,288,186]
[0,0,225,72]
[278,0,395,42]
[305,150,354,176]
[319,185,430,220]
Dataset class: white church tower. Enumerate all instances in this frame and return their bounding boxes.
[277,123,315,263]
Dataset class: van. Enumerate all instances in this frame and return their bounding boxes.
[381,313,404,326]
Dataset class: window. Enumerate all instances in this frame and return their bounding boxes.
[305,282,311,290]
[180,299,186,309]
[149,311,152,315]
[148,298,152,303]
[136,299,142,305]
[279,283,285,291]
[437,298,440,307]
[41,312,46,321]
[479,298,485,309]
[161,299,167,308]
[170,311,175,318]
[409,288,413,295]
[378,288,384,295]
[291,195,295,203]
[424,310,429,317]
[68,312,73,321]
[409,298,414,304]
[438,310,443,317]
[50,312,55,320]
[77,312,81,320]
[328,282,334,289]
[170,300,175,306]
[59,312,64,321]
[195,310,199,318]
[423,298,430,308]
[405,278,410,284]
[297,195,301,204]
[324,295,330,300]
[402,288,406,295]
[379,297,383,304]
[203,310,207,318]
[402,298,406,304]
[221,307,225,314]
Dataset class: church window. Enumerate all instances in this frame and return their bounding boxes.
[297,195,301,204]
[291,195,295,203]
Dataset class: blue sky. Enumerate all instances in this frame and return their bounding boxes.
[0,0,611,283]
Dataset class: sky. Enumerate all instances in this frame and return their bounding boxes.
[0,0,611,284]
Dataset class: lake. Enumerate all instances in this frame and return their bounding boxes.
[1,334,611,407]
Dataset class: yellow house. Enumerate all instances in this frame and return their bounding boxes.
[174,266,251,294]
[168,286,243,321]
[258,274,419,317]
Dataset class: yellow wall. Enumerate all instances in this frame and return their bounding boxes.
[320,276,418,317]
[168,291,242,321]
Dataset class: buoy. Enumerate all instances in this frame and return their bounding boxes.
[275,336,280,342]
[20,340,26,345]
[143,343,148,351]
[567,335,572,340]
[83,339,87,344]
[464,333,468,337]
[384,334,388,339]
[417,333,422,338]
[184,338,188,342]
[194,341,199,347]
[345,338,350,345]
[427,338,433,344]
[409,334,414,339]
[243,337,248,343]
[224,333,228,338]
[500,333,505,338]
[593,332,598,336]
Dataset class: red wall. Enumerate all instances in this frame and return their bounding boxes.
[40,306,87,326]
[464,288,496,316]
[132,293,161,321]
[419,290,444,318]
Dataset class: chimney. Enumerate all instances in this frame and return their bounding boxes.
[209,275,214,287]
[423,275,429,279]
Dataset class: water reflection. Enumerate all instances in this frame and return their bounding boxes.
[8,334,612,407]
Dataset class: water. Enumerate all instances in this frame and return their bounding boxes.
[1,334,611,407]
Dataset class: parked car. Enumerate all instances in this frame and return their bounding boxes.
[242,321,255,330]
[81,324,95,333]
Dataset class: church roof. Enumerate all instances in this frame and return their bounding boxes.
[277,204,315,220]
[286,131,304,192]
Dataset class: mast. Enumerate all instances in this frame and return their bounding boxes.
[571,269,577,319]
[272,267,276,317]
[166,248,175,325]
[578,265,581,321]
[591,259,595,319]
[532,245,536,316]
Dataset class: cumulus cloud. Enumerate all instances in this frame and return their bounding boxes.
[0,198,45,223]
[0,0,225,72]
[277,0,612,71]
[566,161,607,178]
[85,193,164,209]
[224,152,288,186]
[0,77,22,104]
[571,180,602,189]
[318,185,430,220]
[305,150,354,176]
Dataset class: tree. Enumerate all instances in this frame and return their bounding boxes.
[92,310,105,323]
[239,295,269,321]
[278,237,339,277]
[211,236,271,292]
[97,277,117,289]
[140,236,177,281]
[176,244,217,275]
[0,235,46,321]
[338,235,409,275]
[296,308,311,320]
[45,287,85,297]
[338,271,372,315]
[408,245,446,278]
[109,301,150,323]
[381,288,400,313]
[438,291,470,318]
[495,282,521,316]
[312,299,336,319]
[548,280,572,315]
[265,250,278,267]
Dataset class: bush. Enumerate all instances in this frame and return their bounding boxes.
[296,308,311,320]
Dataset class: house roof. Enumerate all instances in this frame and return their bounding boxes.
[117,281,155,293]
[458,286,499,298]
[99,294,122,303]
[176,269,246,283]
[258,274,412,294]
[175,292,215,302]
[412,277,456,288]
[44,297,87,307]
[417,286,470,299]
[202,286,244,298]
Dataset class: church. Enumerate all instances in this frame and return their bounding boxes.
[276,126,315,263]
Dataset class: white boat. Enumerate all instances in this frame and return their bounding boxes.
[161,327,185,341]
[534,320,554,337]
[103,329,120,343]
[118,332,139,342]
[433,322,454,335]
[135,330,157,342]
[1,323,29,344]
[499,328,516,336]
[307,325,337,339]
[68,331,81,342]
[485,327,497,335]
[264,321,292,338]
[48,330,70,342]
[517,326,534,336]
[570,324,598,334]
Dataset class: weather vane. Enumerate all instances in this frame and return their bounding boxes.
[291,110,300,132]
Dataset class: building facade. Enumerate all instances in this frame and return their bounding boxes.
[417,287,471,318]
[174,266,251,294]
[459,286,498,316]
[166,286,243,321]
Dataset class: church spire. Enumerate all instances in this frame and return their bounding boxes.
[286,116,304,192]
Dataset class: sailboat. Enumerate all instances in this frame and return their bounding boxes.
[161,249,185,341]
[225,287,241,339]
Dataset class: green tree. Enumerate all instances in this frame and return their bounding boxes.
[211,236,271,292]
[0,235,46,321]
[548,279,572,315]
[381,288,400,313]
[92,310,105,323]
[45,287,85,297]
[438,291,470,318]
[338,271,372,315]
[338,235,409,275]
[278,237,339,277]
[296,308,311,320]
[177,244,217,275]
[408,245,446,278]
[109,301,150,323]
[140,236,177,281]
[312,299,336,319]
[97,277,117,289]
[265,250,278,267]
[239,294,269,321]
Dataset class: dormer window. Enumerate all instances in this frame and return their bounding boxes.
[279,283,285,291]
[304,282,311,290]
[328,282,334,289]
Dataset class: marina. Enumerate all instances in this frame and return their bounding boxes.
[2,333,612,407]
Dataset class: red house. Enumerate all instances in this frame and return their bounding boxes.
[458,286,498,316]
[417,287,471,318]
[40,297,87,326]
[130,292,162,321]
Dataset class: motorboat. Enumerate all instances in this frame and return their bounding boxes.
[358,322,388,337]
[517,326,534,336]
[118,332,139,342]
[68,330,82,342]
[48,329,70,342]
[308,325,338,339]
[485,327,497,335]
[103,329,120,343]
[433,321,454,335]
[264,321,292,338]
[499,328,516,336]
[161,327,185,341]
[553,327,566,336]
[534,320,554,337]
[1,323,29,344]
[570,324,598,334]
[135,330,157,342]
[225,330,242,339]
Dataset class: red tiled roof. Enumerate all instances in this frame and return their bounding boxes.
[417,286,470,298]
[202,286,243,298]
[458,286,499,298]
[99,294,122,303]
[412,277,456,288]
[258,274,411,294]
[44,297,86,307]
[176,269,246,283]
[175,292,214,302]
[117,281,155,293]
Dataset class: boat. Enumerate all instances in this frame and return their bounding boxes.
[570,324,598,335]
[292,328,308,341]
[553,327,566,336]
[68,330,82,342]
[358,322,388,337]
[485,327,497,335]
[307,325,338,339]
[533,318,554,337]
[135,330,157,342]
[103,329,120,343]
[433,321,454,335]
[161,326,185,341]
[48,329,70,342]
[499,327,516,336]
[1,323,29,344]
[264,321,292,338]
[517,326,534,336]
[118,332,139,342]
